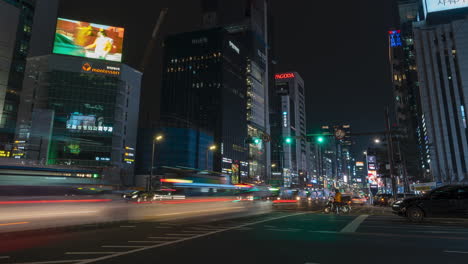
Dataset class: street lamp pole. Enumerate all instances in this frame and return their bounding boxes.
[149,134,163,191]
[206,145,216,171]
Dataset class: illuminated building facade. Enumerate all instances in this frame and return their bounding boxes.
[15,54,141,185]
[160,28,249,183]
[271,72,308,188]
[0,0,35,145]
[388,0,429,184]
[412,4,468,183]
[319,124,353,186]
[201,0,272,183]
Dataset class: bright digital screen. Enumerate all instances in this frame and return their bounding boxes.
[389,30,402,47]
[425,0,468,13]
[66,112,113,133]
[53,18,124,62]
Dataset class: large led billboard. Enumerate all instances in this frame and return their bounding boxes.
[53,18,124,62]
[425,0,468,14]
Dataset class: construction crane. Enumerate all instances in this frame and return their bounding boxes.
[140,8,168,72]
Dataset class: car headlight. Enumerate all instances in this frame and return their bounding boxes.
[296,197,301,201]
[132,195,138,198]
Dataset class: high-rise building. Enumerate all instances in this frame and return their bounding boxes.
[413,3,468,183]
[271,72,308,187]
[15,55,141,185]
[13,13,141,186]
[0,0,35,145]
[389,0,429,184]
[320,124,353,186]
[201,0,272,183]
[157,28,249,184]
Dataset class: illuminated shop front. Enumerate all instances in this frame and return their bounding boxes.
[15,53,141,185]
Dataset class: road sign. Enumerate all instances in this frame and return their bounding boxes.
[335,129,346,140]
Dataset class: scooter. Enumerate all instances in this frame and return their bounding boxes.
[324,198,351,214]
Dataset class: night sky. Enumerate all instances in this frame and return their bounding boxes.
[59,0,398,157]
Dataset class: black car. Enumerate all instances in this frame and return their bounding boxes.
[392,185,468,222]
[373,194,393,206]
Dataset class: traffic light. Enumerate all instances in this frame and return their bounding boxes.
[316,136,325,144]
[285,137,293,144]
[253,137,262,145]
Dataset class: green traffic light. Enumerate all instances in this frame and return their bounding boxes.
[317,136,325,144]
[253,137,261,144]
[285,137,293,144]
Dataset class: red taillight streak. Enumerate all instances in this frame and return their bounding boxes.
[0,199,112,205]
[0,221,29,226]
[273,200,298,203]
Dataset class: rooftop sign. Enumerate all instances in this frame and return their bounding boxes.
[425,0,468,13]
[275,73,295,80]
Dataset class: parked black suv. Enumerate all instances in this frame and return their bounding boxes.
[392,185,468,222]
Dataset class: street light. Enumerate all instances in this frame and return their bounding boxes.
[206,144,216,170]
[271,163,277,168]
[374,138,381,144]
[149,134,164,191]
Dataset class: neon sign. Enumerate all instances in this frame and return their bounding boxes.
[283,111,288,128]
[389,30,402,47]
[275,73,295,80]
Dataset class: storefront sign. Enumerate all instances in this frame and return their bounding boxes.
[81,62,120,75]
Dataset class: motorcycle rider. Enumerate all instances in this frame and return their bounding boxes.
[334,189,343,212]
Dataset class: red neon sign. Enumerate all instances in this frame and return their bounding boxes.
[275,73,295,80]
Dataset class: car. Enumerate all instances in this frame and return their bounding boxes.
[389,193,417,206]
[392,185,468,222]
[373,193,393,206]
[351,195,367,205]
[123,190,185,202]
[123,191,152,202]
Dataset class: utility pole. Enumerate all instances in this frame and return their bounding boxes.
[385,107,398,199]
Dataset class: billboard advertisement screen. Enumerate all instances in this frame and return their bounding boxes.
[425,0,468,13]
[53,18,124,62]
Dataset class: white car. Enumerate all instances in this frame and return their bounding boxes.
[152,190,186,201]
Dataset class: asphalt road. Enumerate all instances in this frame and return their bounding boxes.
[1,205,468,264]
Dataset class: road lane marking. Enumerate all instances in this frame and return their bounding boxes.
[0,221,29,226]
[154,226,171,229]
[15,260,92,264]
[65,252,118,255]
[165,233,196,236]
[101,246,144,248]
[147,236,189,239]
[309,231,338,234]
[233,227,253,230]
[0,256,10,259]
[181,230,209,233]
[444,250,468,254]
[76,213,306,264]
[128,241,165,243]
[119,226,135,228]
[340,215,369,233]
